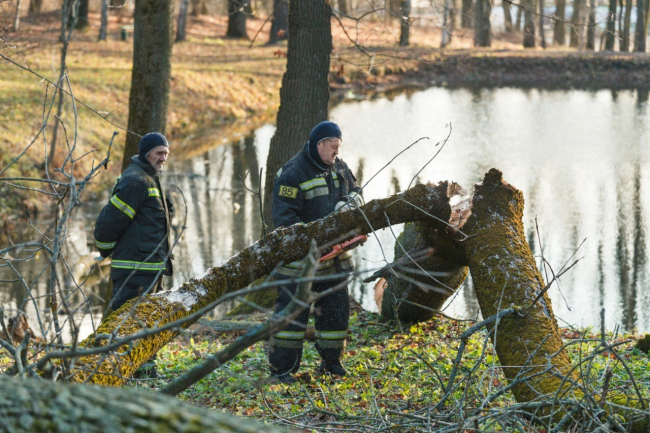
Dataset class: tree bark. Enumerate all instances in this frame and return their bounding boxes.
[76,0,89,29]
[98,0,109,41]
[13,0,23,31]
[539,0,547,47]
[262,0,332,232]
[176,0,190,42]
[60,183,451,385]
[227,0,249,39]
[570,0,584,47]
[515,3,523,30]
[523,0,536,47]
[635,0,648,52]
[503,0,514,32]
[553,0,566,44]
[338,0,348,15]
[474,0,491,46]
[622,0,632,51]
[268,0,288,43]
[0,375,285,432]
[377,221,468,323]
[442,0,455,46]
[605,0,617,49]
[28,0,42,14]
[399,0,411,46]
[461,0,473,28]
[586,0,596,49]
[122,0,174,170]
[190,0,207,16]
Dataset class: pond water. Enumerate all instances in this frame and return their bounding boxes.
[3,86,650,340]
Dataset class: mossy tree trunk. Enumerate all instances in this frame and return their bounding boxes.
[0,375,285,432]
[58,183,452,385]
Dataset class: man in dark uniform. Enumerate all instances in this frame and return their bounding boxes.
[270,121,364,384]
[94,132,174,313]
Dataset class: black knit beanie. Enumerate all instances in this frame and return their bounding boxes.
[308,121,342,167]
[138,132,169,163]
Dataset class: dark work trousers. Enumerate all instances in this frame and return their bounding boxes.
[269,276,350,377]
[110,274,162,312]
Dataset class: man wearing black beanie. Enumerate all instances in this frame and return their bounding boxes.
[93,132,174,376]
[269,121,364,384]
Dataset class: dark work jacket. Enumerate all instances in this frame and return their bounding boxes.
[272,142,361,277]
[94,156,173,280]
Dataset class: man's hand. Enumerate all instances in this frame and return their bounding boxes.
[334,191,364,213]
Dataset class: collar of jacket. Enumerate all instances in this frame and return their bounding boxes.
[130,155,159,177]
[301,141,338,173]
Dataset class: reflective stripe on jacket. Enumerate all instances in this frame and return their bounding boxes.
[272,142,361,277]
[94,156,174,280]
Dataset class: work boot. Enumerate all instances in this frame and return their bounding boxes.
[319,359,347,377]
[271,373,298,385]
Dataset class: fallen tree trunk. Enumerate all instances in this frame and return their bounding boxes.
[0,375,285,432]
[57,182,452,385]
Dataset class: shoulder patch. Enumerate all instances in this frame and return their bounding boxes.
[278,185,298,198]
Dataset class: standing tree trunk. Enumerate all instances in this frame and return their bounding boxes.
[338,0,348,14]
[635,0,647,51]
[13,0,23,30]
[399,0,411,46]
[474,0,491,46]
[442,0,455,46]
[503,0,514,32]
[515,3,524,30]
[122,0,174,170]
[586,0,596,49]
[28,0,42,14]
[461,0,473,28]
[98,0,108,41]
[227,0,249,39]
[554,0,566,44]
[190,0,207,16]
[268,0,289,43]
[621,0,632,50]
[523,0,536,47]
[76,0,89,28]
[262,0,332,231]
[176,0,190,41]
[570,0,584,47]
[604,0,617,49]
[539,0,547,47]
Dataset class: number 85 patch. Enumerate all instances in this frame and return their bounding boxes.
[278,185,298,198]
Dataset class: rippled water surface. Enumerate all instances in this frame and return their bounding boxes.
[3,87,650,338]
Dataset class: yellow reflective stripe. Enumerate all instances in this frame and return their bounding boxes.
[271,338,303,348]
[111,260,166,271]
[148,188,161,197]
[95,239,117,250]
[275,331,305,339]
[303,186,328,200]
[110,195,136,219]
[299,177,327,191]
[276,168,283,179]
[315,330,348,340]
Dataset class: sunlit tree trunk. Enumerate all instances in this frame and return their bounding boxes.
[604,0,617,49]
[462,0,473,28]
[268,0,288,43]
[474,0,491,46]
[122,0,174,170]
[262,0,332,231]
[586,0,596,49]
[399,0,411,46]
[227,0,249,39]
[442,0,455,46]
[621,0,632,51]
[523,0,536,47]
[553,0,566,44]
[503,0,514,32]
[13,0,22,30]
[176,0,190,41]
[570,0,584,47]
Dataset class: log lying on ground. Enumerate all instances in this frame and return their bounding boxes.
[0,375,285,432]
[373,221,468,323]
[58,182,452,385]
[461,169,646,429]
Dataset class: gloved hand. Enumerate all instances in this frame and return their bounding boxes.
[335,191,364,212]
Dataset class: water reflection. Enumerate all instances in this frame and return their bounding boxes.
[2,87,650,338]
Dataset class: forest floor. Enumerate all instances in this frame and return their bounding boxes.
[2,10,650,212]
[124,306,650,431]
